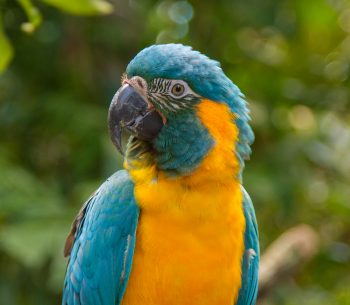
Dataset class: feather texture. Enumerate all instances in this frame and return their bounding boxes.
[236,188,260,305]
[62,171,139,305]
[63,44,259,305]
[127,44,254,176]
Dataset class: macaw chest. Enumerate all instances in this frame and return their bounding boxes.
[121,185,245,305]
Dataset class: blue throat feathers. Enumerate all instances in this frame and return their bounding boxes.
[154,109,214,176]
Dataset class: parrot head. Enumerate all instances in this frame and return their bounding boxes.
[108,44,254,179]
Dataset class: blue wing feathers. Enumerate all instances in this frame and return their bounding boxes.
[236,188,260,305]
[62,170,140,305]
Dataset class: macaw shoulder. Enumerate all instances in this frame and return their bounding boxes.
[62,170,140,305]
[76,170,139,233]
[102,169,135,198]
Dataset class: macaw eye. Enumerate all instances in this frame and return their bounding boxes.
[171,83,185,97]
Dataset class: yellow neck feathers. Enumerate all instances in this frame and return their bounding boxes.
[121,100,246,305]
[126,99,240,189]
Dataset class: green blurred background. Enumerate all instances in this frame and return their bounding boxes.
[1,0,350,304]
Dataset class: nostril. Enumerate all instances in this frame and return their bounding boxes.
[137,79,144,89]
[130,76,147,91]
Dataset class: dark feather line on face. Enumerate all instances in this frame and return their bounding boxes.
[149,93,197,113]
[157,79,163,92]
[159,80,164,92]
[147,78,201,115]
[149,78,170,94]
[157,96,177,112]
[149,96,166,111]
[149,95,176,113]
[165,80,171,92]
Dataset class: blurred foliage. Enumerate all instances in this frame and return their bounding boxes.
[0,0,350,304]
[0,0,112,71]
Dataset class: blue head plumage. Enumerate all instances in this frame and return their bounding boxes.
[125,44,254,177]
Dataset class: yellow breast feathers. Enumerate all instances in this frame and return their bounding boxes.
[122,100,245,305]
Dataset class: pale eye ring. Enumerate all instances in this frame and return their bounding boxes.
[171,83,185,97]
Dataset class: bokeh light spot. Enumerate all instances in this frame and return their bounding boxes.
[308,179,329,205]
[288,105,316,131]
[168,1,193,24]
[338,9,350,33]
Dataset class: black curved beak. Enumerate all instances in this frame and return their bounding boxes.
[108,84,164,154]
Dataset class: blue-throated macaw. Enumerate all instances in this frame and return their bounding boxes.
[62,44,259,305]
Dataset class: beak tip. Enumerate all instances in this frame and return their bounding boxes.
[110,124,124,156]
